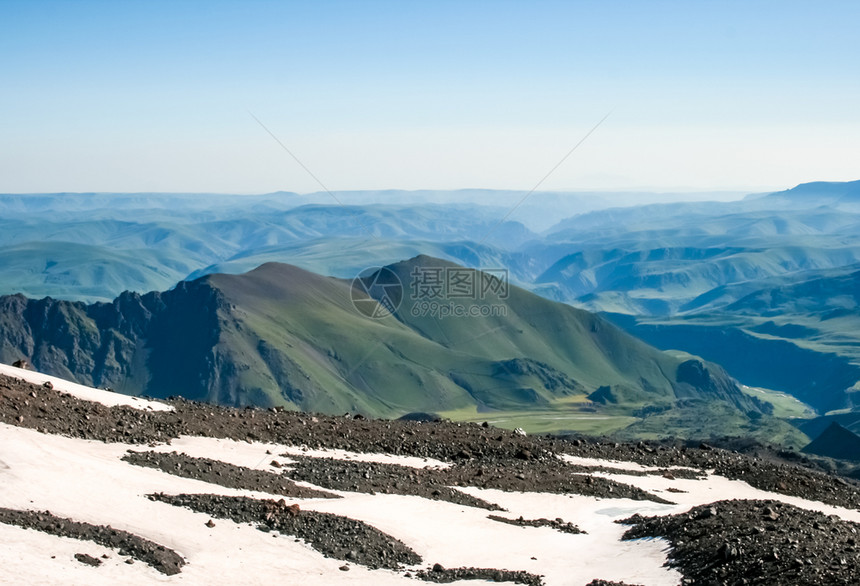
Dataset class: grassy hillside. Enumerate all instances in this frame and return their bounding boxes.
[0,257,789,441]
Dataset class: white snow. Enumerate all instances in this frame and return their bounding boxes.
[306,489,681,586]
[0,363,172,412]
[2,371,860,585]
[0,423,408,585]
[561,455,860,522]
[560,454,700,474]
[147,436,449,471]
[0,522,169,585]
[0,422,683,585]
[586,469,860,523]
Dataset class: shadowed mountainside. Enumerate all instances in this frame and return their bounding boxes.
[0,256,779,439]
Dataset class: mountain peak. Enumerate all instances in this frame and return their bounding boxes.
[803,421,860,462]
[764,180,860,204]
[389,254,464,269]
[0,256,760,432]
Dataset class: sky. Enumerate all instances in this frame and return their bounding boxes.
[1,0,859,194]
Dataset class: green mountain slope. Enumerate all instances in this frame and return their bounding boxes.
[0,257,789,440]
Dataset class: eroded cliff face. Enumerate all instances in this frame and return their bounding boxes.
[0,279,227,402]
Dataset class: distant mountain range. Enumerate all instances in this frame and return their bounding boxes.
[757,180,860,208]
[2,181,860,443]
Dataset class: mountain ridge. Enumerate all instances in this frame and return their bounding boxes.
[0,256,775,439]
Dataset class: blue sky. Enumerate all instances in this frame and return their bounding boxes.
[1,0,858,193]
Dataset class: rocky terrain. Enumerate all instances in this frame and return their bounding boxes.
[2,367,860,584]
[0,507,185,575]
[3,368,856,510]
[148,493,422,570]
[414,565,544,585]
[622,500,860,585]
[122,451,336,499]
[486,515,584,534]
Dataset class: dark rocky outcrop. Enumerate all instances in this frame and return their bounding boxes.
[414,564,544,585]
[0,507,184,575]
[149,493,421,570]
[803,422,860,463]
[0,280,227,403]
[621,500,860,585]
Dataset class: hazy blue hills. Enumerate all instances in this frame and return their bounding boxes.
[726,266,860,316]
[185,238,542,286]
[0,240,199,302]
[759,180,860,209]
[536,242,860,315]
[0,199,541,302]
[2,181,860,441]
[516,182,860,419]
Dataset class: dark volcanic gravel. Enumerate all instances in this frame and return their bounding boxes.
[0,374,557,460]
[621,499,860,585]
[284,453,669,505]
[4,373,860,511]
[285,455,503,510]
[0,374,669,503]
[486,514,584,534]
[442,458,672,504]
[562,438,860,510]
[123,450,336,499]
[150,493,422,570]
[74,552,103,567]
[0,507,185,575]
[414,564,544,585]
[710,457,860,511]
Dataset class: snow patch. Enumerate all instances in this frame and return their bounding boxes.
[147,437,451,471]
[0,422,686,585]
[588,469,860,523]
[560,454,699,474]
[0,363,172,412]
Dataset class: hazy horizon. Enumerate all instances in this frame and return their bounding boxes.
[2,1,859,194]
